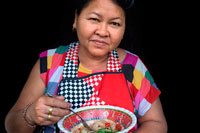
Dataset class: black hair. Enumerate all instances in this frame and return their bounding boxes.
[75,0,135,15]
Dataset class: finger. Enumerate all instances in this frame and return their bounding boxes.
[51,107,71,117]
[44,105,71,117]
[40,115,62,125]
[54,96,65,101]
[34,107,70,126]
[46,114,63,122]
[45,96,72,109]
[46,94,65,101]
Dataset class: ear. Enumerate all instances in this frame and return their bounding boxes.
[73,10,78,29]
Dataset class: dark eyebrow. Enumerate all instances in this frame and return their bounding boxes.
[110,17,121,21]
[88,12,102,18]
[88,12,122,21]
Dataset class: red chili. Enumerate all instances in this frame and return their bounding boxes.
[105,122,111,127]
[115,123,122,131]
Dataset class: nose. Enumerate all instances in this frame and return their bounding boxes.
[95,23,109,38]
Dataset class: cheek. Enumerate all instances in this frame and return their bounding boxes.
[77,26,93,44]
[110,29,125,46]
[77,21,95,40]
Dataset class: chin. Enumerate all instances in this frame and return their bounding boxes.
[90,49,110,57]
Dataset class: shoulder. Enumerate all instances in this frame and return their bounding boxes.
[39,42,79,58]
[39,45,69,74]
[116,48,139,67]
[117,48,150,80]
[39,45,69,58]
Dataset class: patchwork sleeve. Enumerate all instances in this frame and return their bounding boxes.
[39,49,56,87]
[131,57,161,117]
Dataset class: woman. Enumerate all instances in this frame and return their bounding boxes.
[5,0,167,132]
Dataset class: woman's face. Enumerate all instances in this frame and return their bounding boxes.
[73,0,125,57]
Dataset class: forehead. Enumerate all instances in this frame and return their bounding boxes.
[80,0,125,18]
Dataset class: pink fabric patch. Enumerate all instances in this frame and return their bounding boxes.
[123,53,138,67]
[48,67,58,81]
[40,51,47,57]
[134,92,144,110]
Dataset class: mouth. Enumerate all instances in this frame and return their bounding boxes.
[91,40,108,46]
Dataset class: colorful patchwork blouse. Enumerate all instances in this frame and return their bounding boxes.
[39,42,161,132]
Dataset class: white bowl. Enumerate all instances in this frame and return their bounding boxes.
[57,105,137,133]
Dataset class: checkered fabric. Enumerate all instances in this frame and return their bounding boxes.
[58,78,94,109]
[57,43,121,109]
[107,50,122,72]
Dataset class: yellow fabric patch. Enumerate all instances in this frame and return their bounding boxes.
[132,68,144,90]
[47,56,53,69]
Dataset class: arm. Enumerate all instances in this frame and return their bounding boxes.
[134,98,167,133]
[5,59,71,133]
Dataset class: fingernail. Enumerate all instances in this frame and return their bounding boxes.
[68,104,72,109]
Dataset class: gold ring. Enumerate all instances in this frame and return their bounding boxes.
[48,114,51,120]
[48,107,53,115]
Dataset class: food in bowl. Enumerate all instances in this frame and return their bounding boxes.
[58,106,137,133]
[71,119,123,133]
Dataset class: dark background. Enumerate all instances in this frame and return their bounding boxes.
[1,0,190,132]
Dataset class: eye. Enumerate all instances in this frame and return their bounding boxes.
[111,22,121,27]
[89,18,100,22]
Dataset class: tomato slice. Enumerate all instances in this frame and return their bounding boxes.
[105,122,111,127]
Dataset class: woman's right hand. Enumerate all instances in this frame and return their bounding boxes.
[25,95,71,126]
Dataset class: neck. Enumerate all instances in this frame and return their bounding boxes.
[78,47,109,71]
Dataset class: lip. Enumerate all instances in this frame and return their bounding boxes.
[91,40,108,46]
